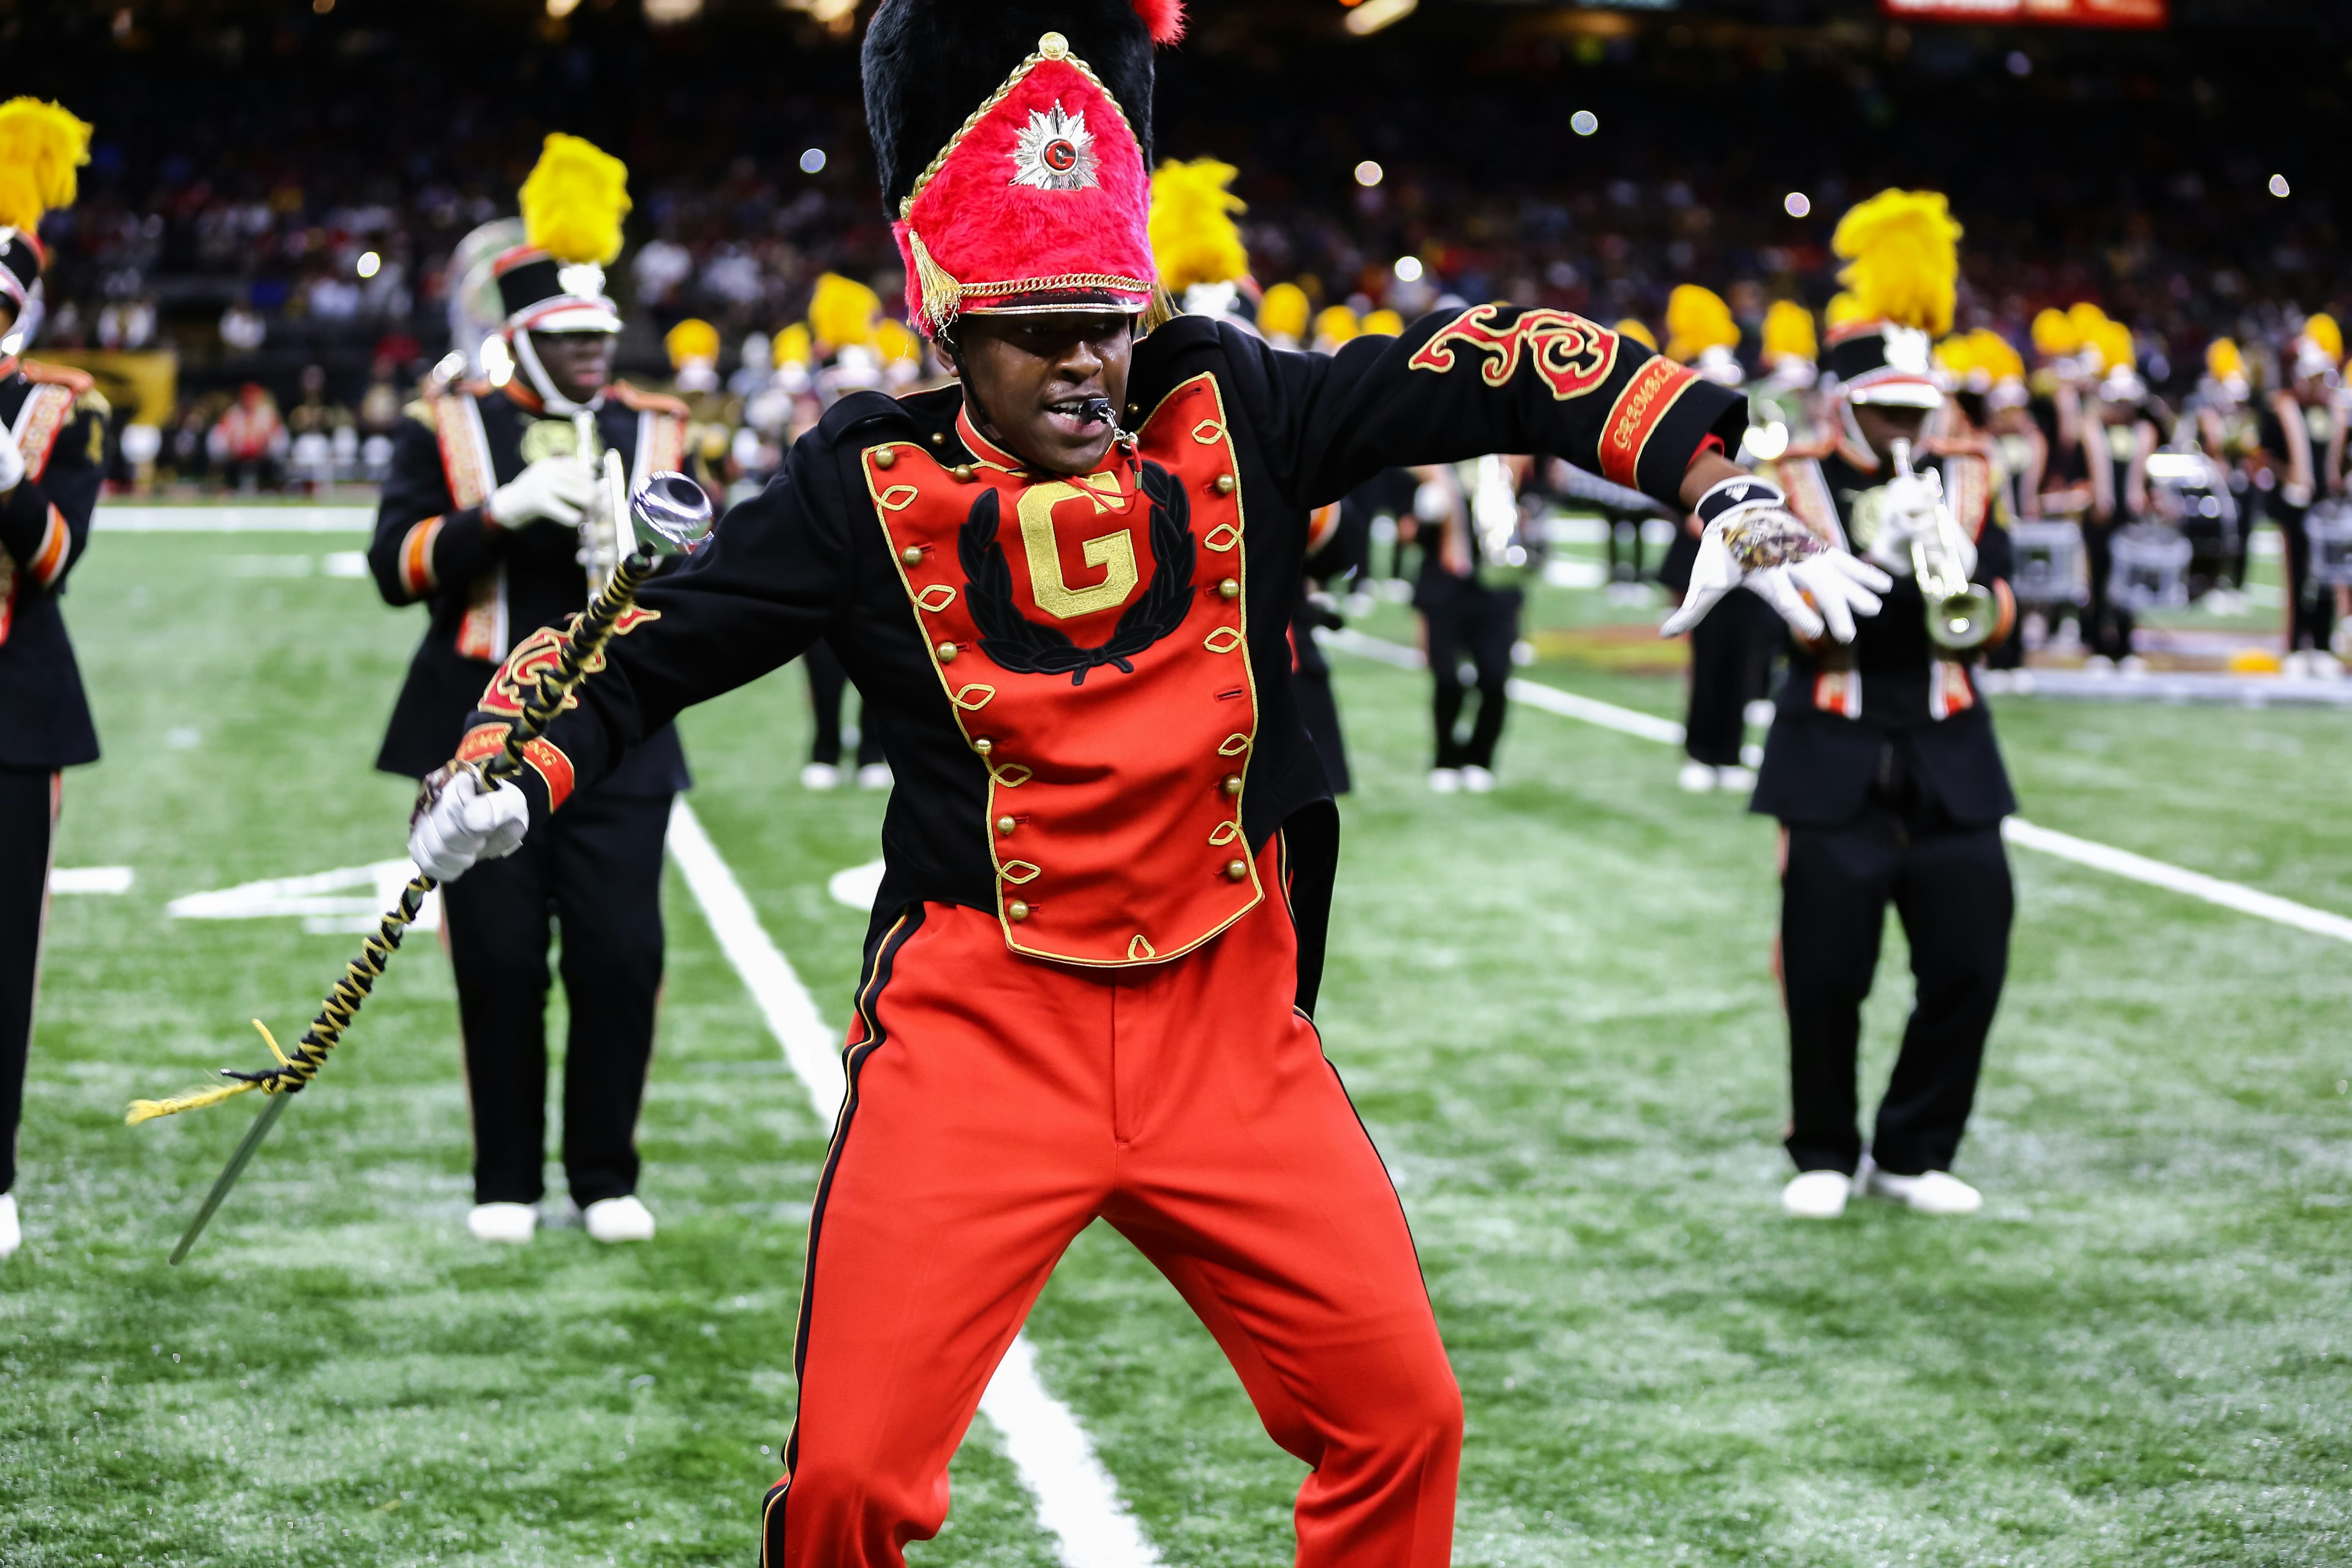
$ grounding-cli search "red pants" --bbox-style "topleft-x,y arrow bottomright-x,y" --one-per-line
763,842 -> 1461,1567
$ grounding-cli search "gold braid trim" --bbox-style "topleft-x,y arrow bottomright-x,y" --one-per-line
125,556 -> 657,1125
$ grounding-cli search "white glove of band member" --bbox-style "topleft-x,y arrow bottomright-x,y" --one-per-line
408,765 -> 530,882
1661,475 -> 1891,645
1866,470 -> 1945,574
0,433 -> 25,496
486,455 -> 596,529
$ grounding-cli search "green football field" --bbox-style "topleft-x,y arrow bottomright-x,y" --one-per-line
4,528 -> 2349,1567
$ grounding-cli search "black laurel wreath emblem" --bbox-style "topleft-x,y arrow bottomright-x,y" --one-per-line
959,459 -> 1198,685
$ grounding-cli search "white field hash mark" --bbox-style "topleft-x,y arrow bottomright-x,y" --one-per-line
663,801 -> 1162,1568
1322,626 -> 2352,948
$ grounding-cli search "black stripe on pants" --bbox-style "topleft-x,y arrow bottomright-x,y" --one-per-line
440,788 -> 673,1207
1781,807 -> 2013,1177
0,769 -> 57,1199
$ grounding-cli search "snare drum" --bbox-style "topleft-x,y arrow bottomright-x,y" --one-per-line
2010,520 -> 2088,606
2107,522 -> 2193,613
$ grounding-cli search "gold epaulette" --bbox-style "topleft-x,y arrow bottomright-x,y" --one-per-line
610,380 -> 690,419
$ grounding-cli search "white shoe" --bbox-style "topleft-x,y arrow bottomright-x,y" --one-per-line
1860,1161 -> 1981,1216
0,1192 -> 19,1259
1781,1170 -> 1852,1219
1428,767 -> 1462,794
1715,764 -> 1756,791
855,762 -> 895,790
1460,765 -> 1496,793
584,1194 -> 657,1244
1677,760 -> 1717,793
2117,654 -> 2150,677
2082,654 -> 2116,677
799,763 -> 841,790
467,1202 -> 537,1244
2312,652 -> 2346,680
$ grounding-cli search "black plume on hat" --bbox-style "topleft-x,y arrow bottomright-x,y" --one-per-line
862,0 -> 1160,217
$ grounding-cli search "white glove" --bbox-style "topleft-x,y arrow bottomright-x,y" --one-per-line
1866,470 -> 1944,574
1661,475 -> 1891,644
0,434 -> 24,496
408,766 -> 529,882
486,455 -> 596,529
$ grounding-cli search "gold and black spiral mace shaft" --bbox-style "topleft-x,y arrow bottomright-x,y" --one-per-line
127,555 -> 654,1125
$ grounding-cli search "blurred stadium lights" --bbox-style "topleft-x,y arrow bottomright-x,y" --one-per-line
1354,160 -> 1385,187
1569,110 -> 1599,136
1782,192 -> 1810,217
1342,0 -> 1417,38
356,251 -> 381,279
799,148 -> 828,175
546,0 -> 582,15
643,0 -> 702,24
1393,255 -> 1423,283
782,0 -> 860,29
2270,173 -> 2291,197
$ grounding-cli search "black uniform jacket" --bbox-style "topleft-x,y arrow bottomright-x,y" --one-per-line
0,361 -> 105,771
466,307 -> 1743,959
369,380 -> 691,794
1753,446 -> 2019,828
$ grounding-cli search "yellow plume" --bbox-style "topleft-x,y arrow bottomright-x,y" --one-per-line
665,317 -> 720,368
1935,333 -> 1978,381
1664,284 -> 1740,364
809,273 -> 881,352
1259,282 -> 1310,341
2067,301 -> 2109,341
2088,318 -> 2135,375
2031,307 -> 2079,359
1314,305 -> 1360,346
1148,158 -> 1248,293
2303,312 -> 2343,363
0,98 -> 94,235
873,318 -> 921,366
1760,300 -> 1817,366
1972,328 -> 2025,385
1832,189 -> 1961,336
519,134 -> 630,266
2205,337 -> 2244,382
1615,317 -> 1657,352
772,323 -> 814,368
1825,292 -> 1869,330
1360,308 -> 1404,337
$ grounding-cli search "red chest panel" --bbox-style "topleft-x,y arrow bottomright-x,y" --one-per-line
862,375 -> 1261,967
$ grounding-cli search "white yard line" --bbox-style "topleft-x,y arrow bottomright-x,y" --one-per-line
663,800 -> 1161,1568
1324,627 -> 2352,947
95,507 -> 374,533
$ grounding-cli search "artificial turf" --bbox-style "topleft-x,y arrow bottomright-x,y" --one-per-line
2,530 -> 2346,1566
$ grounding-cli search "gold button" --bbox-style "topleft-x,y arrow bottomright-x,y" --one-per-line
953,463 -> 976,482
938,641 -> 962,663
997,815 -> 1017,835
1038,31 -> 1068,58
931,431 -> 946,446
974,738 -> 995,757
901,546 -> 924,566
1222,774 -> 1243,796
873,448 -> 897,470
1224,859 -> 1249,881
1219,578 -> 1240,600
1214,474 -> 1236,496
1008,900 -> 1031,921
1126,402 -> 1140,415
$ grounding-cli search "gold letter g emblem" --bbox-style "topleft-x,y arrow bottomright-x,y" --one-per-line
1016,475 -> 1139,620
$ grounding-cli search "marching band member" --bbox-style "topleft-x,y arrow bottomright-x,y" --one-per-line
1414,455 -> 1530,793
368,135 -> 692,1246
408,2 -> 1885,1557
1942,328 -> 2037,671
0,99 -> 99,1264
802,274 -> 895,788
1667,285 -> 1779,793
2082,317 -> 2157,673
2258,314 -> 2346,676
2195,337 -> 2258,609
1754,190 -> 2017,1221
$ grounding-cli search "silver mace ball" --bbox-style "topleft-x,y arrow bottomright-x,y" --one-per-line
628,471 -> 717,559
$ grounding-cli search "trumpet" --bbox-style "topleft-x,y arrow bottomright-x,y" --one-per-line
1890,439 -> 2000,651
573,410 -> 630,601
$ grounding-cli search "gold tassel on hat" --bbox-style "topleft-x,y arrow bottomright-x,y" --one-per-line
519,132 -> 631,266
904,229 -> 963,336
0,97 -> 94,235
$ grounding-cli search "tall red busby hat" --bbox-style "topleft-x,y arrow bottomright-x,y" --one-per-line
863,0 -> 1185,337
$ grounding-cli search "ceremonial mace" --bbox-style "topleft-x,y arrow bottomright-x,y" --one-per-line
128,472 -> 715,1264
